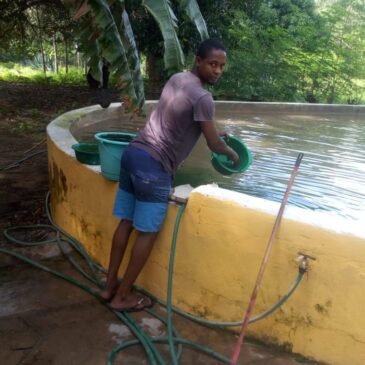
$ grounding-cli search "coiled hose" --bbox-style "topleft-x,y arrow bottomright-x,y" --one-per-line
1,192 -> 305,364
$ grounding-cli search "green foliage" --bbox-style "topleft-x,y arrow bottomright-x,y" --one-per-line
313,0 -> 365,103
70,0 -> 208,112
77,23 -> 102,83
213,6 -> 311,101
84,0 -> 144,112
0,2 -> 76,63
1,0 -> 365,105
118,6 -> 146,103
10,121 -> 33,135
143,0 -> 185,72
212,0 -> 365,104
0,63 -> 86,85
179,0 -> 209,40
0,1 -> 208,111
51,68 -> 88,85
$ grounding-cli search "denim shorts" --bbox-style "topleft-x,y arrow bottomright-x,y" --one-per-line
113,146 -> 172,232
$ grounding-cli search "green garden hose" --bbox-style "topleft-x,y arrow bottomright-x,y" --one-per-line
0,149 -> 46,171
1,193 -> 305,364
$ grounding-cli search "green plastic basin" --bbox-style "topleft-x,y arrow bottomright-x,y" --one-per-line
211,136 -> 253,175
72,143 -> 100,165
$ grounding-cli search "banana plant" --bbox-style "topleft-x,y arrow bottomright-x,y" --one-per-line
63,0 -> 209,114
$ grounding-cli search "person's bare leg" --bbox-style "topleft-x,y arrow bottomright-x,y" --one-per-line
100,220 -> 133,301
110,231 -> 158,310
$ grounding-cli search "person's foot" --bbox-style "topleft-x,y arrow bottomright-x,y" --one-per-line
100,281 -> 119,301
110,292 -> 154,312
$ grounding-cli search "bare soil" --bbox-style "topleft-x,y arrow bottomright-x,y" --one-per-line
0,81 -> 120,243
0,82 -> 322,365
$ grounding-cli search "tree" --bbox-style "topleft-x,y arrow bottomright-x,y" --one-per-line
0,0 -> 208,112
63,0 -> 208,113
209,0 -> 365,104
211,0 -> 323,102
0,0 -> 77,71
312,0 -> 365,103
2,1 -> 364,105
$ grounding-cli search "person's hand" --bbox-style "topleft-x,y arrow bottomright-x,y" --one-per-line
229,149 -> 240,166
219,131 -> 231,140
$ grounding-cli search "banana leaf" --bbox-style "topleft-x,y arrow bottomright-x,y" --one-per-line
113,0 -> 145,108
63,0 -> 209,111
78,19 -> 103,83
87,0 -> 143,113
143,0 -> 185,73
178,0 -> 209,40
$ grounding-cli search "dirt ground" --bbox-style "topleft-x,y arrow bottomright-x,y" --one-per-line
0,82 -> 324,365
0,81 -> 120,240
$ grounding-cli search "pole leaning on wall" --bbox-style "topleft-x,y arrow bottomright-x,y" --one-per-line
230,152 -> 304,365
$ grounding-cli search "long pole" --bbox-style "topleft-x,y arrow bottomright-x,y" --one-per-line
230,153 -> 304,365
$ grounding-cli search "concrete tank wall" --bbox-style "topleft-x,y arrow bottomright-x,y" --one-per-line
47,103 -> 365,365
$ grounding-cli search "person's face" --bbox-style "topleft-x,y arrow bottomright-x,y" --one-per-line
195,49 -> 227,85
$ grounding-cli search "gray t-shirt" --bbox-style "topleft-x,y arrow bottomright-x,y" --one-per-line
132,71 -> 214,175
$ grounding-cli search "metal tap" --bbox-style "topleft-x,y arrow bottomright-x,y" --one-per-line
297,251 -> 316,273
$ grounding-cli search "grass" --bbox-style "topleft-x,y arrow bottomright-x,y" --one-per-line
0,62 -> 86,85
0,62 -> 126,88
2,62 -> 364,104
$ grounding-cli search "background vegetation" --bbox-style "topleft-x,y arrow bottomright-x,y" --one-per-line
1,0 -> 365,104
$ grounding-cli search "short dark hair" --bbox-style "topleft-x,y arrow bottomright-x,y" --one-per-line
196,39 -> 226,59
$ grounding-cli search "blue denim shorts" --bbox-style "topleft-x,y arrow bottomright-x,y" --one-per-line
113,146 -> 172,232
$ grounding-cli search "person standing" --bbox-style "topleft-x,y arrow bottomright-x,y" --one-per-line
101,39 -> 239,311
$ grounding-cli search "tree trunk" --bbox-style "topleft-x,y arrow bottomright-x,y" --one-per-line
53,34 -> 59,74
146,53 -> 162,97
36,8 -> 47,74
65,39 -> 69,73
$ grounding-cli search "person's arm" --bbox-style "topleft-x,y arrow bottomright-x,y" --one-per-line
199,121 -> 239,163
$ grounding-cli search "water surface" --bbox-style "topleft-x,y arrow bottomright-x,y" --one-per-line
74,111 -> 365,221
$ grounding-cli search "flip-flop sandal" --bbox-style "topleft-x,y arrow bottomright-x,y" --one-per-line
123,296 -> 155,313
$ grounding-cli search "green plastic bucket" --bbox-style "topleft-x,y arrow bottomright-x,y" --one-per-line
211,136 -> 253,175
94,132 -> 136,181
72,143 -> 100,165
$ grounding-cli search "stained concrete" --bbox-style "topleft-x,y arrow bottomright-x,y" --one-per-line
0,246 -> 323,365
